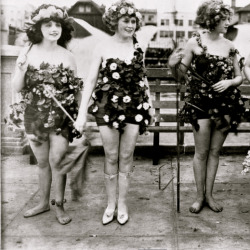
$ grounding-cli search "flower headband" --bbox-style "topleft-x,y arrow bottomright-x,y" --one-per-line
105,2 -> 142,20
206,1 -> 232,27
25,5 -> 73,29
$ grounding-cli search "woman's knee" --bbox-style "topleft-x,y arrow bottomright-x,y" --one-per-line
119,148 -> 134,163
105,150 -> 119,165
195,149 -> 209,161
49,156 -> 62,170
37,159 -> 50,169
209,147 -> 221,158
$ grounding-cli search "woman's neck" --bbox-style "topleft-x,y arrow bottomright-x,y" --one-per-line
206,30 -> 221,41
113,33 -> 133,43
38,40 -> 59,51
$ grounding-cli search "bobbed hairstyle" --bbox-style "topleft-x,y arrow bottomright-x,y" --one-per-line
102,0 -> 142,32
195,0 -> 233,31
25,4 -> 74,48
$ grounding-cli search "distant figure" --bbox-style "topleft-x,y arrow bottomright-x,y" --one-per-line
11,4 -> 82,224
168,0 -> 246,213
244,52 -> 250,83
74,0 -> 153,225
242,53 -> 250,174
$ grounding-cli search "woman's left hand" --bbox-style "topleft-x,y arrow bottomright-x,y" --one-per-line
212,80 -> 231,93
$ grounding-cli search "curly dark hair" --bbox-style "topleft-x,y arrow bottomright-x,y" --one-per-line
26,4 -> 74,48
195,0 -> 233,31
102,0 -> 142,32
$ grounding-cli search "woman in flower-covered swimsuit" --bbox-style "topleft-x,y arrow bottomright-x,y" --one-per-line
74,0 -> 153,225
12,4 -> 82,225
168,0 -> 246,214
242,52 -> 250,175
179,31 -> 245,132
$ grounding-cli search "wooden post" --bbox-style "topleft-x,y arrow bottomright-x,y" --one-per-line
153,79 -> 161,165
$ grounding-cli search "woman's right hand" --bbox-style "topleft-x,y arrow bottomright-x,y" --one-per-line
16,47 -> 30,72
168,48 -> 184,67
73,115 -> 87,134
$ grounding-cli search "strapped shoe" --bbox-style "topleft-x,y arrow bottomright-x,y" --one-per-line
102,207 -> 116,225
117,211 -> 129,225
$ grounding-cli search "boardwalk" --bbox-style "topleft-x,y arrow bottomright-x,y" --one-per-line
1,152 -> 250,250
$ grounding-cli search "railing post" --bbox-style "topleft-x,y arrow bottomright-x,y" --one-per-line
153,79 -> 161,165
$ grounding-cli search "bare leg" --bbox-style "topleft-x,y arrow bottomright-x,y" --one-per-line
118,123 -> 139,224
99,126 -> 120,224
24,135 -> 51,217
205,116 -> 229,212
49,132 -> 71,225
190,119 -> 211,213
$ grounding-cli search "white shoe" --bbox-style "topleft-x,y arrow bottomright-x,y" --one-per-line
117,211 -> 129,225
102,208 -> 115,225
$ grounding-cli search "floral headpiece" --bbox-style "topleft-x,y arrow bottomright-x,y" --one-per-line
25,5 -> 73,30
195,0 -> 233,31
106,3 -> 142,20
103,0 -> 142,32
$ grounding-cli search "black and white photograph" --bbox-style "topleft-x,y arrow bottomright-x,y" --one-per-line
1,0 -> 250,249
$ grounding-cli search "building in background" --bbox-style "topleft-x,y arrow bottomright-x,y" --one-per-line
237,3 -> 250,23
156,11 -> 197,47
140,9 -> 157,26
1,2 -> 34,45
68,0 -> 113,36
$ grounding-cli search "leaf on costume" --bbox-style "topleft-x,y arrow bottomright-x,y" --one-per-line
37,98 -> 46,106
101,84 -> 111,91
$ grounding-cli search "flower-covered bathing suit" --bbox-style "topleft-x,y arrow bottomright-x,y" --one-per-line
10,62 -> 83,143
88,36 -> 151,134
179,31 -> 246,132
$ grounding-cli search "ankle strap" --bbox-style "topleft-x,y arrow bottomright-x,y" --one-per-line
104,173 -> 118,179
51,199 -> 67,206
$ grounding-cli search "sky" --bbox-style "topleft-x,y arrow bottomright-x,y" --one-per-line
2,0 -> 250,12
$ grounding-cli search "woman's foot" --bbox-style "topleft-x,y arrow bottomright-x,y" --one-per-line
102,206 -> 116,225
189,197 -> 204,214
24,204 -> 50,218
205,196 -> 223,212
51,200 -> 72,225
117,202 -> 128,225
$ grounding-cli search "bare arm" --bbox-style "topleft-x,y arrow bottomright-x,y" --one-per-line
168,38 -> 195,78
231,53 -> 243,86
74,44 -> 102,133
12,47 -> 31,92
244,53 -> 250,82
212,51 -> 243,93
68,52 -> 77,75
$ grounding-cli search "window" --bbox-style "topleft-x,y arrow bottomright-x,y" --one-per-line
160,30 -> 173,38
188,31 -> 193,38
176,31 -> 185,38
86,5 -> 91,12
188,20 -> 193,26
175,19 -> 183,26
79,6 -> 85,12
247,14 -> 250,23
161,19 -> 169,26
148,15 -> 154,22
142,15 -> 145,20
